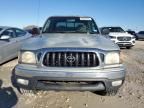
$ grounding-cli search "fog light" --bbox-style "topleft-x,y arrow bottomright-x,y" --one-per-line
112,80 -> 122,86
17,79 -> 29,85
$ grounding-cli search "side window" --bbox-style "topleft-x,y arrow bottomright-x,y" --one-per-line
1,29 -> 15,38
139,31 -> 144,34
15,29 -> 26,37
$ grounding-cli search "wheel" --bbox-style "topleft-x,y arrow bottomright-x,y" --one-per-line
104,89 -> 118,96
19,88 -> 38,95
95,89 -> 118,96
126,46 -> 131,49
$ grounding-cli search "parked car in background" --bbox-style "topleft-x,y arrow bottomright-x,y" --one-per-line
101,27 -> 135,49
39,27 -> 42,33
12,16 -> 126,96
0,26 -> 32,64
31,27 -> 40,36
24,26 -> 40,36
126,30 -> 137,39
136,31 -> 144,40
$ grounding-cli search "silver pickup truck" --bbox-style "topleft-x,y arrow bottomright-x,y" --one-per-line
12,16 -> 126,96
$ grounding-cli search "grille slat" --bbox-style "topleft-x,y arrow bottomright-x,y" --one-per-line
43,52 -> 99,67
87,53 -> 90,66
81,53 -> 85,66
46,53 -> 50,66
52,53 -> 55,66
117,37 -> 131,41
69,53 -> 73,66
93,53 -> 96,66
58,53 -> 61,66
64,52 -> 67,66
75,53 -> 79,67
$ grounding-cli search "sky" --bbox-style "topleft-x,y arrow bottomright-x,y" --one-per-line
0,0 -> 143,32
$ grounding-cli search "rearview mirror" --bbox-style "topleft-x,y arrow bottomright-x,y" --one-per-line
0,35 -> 10,40
101,28 -> 110,35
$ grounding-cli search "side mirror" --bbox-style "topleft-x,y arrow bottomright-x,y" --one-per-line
0,35 -> 10,40
101,28 -> 110,35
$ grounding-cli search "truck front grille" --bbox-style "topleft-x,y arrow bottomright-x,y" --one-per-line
117,37 -> 131,41
43,52 -> 99,67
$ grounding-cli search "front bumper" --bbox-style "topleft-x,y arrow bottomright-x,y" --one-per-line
111,39 -> 135,47
117,42 -> 134,47
12,64 -> 126,91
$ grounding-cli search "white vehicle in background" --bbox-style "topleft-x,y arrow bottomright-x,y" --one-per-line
101,27 -> 135,49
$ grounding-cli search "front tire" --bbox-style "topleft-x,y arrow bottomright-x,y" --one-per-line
95,89 -> 118,96
19,88 -> 38,95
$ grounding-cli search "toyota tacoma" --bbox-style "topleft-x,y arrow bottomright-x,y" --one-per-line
12,16 -> 126,96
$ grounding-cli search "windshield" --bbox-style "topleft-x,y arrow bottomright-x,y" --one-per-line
42,17 -> 99,34
106,27 -> 125,33
138,31 -> 144,34
0,28 -> 3,32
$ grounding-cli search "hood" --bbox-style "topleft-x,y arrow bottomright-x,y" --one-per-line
21,33 -> 119,51
109,32 -> 133,37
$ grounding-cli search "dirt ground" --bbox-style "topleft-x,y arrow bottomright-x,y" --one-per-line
0,41 -> 144,108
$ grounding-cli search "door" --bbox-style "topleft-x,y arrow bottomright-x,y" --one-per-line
0,41 -> 6,64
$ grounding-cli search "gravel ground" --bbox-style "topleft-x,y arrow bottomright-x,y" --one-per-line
0,41 -> 144,108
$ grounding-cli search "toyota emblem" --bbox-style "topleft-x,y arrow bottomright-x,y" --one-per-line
66,56 -> 76,63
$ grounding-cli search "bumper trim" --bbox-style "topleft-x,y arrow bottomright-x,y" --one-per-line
36,82 -> 105,91
14,65 -> 126,80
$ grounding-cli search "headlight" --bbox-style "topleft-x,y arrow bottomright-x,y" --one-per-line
105,52 -> 120,64
132,36 -> 135,39
109,36 -> 116,39
19,51 -> 36,64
